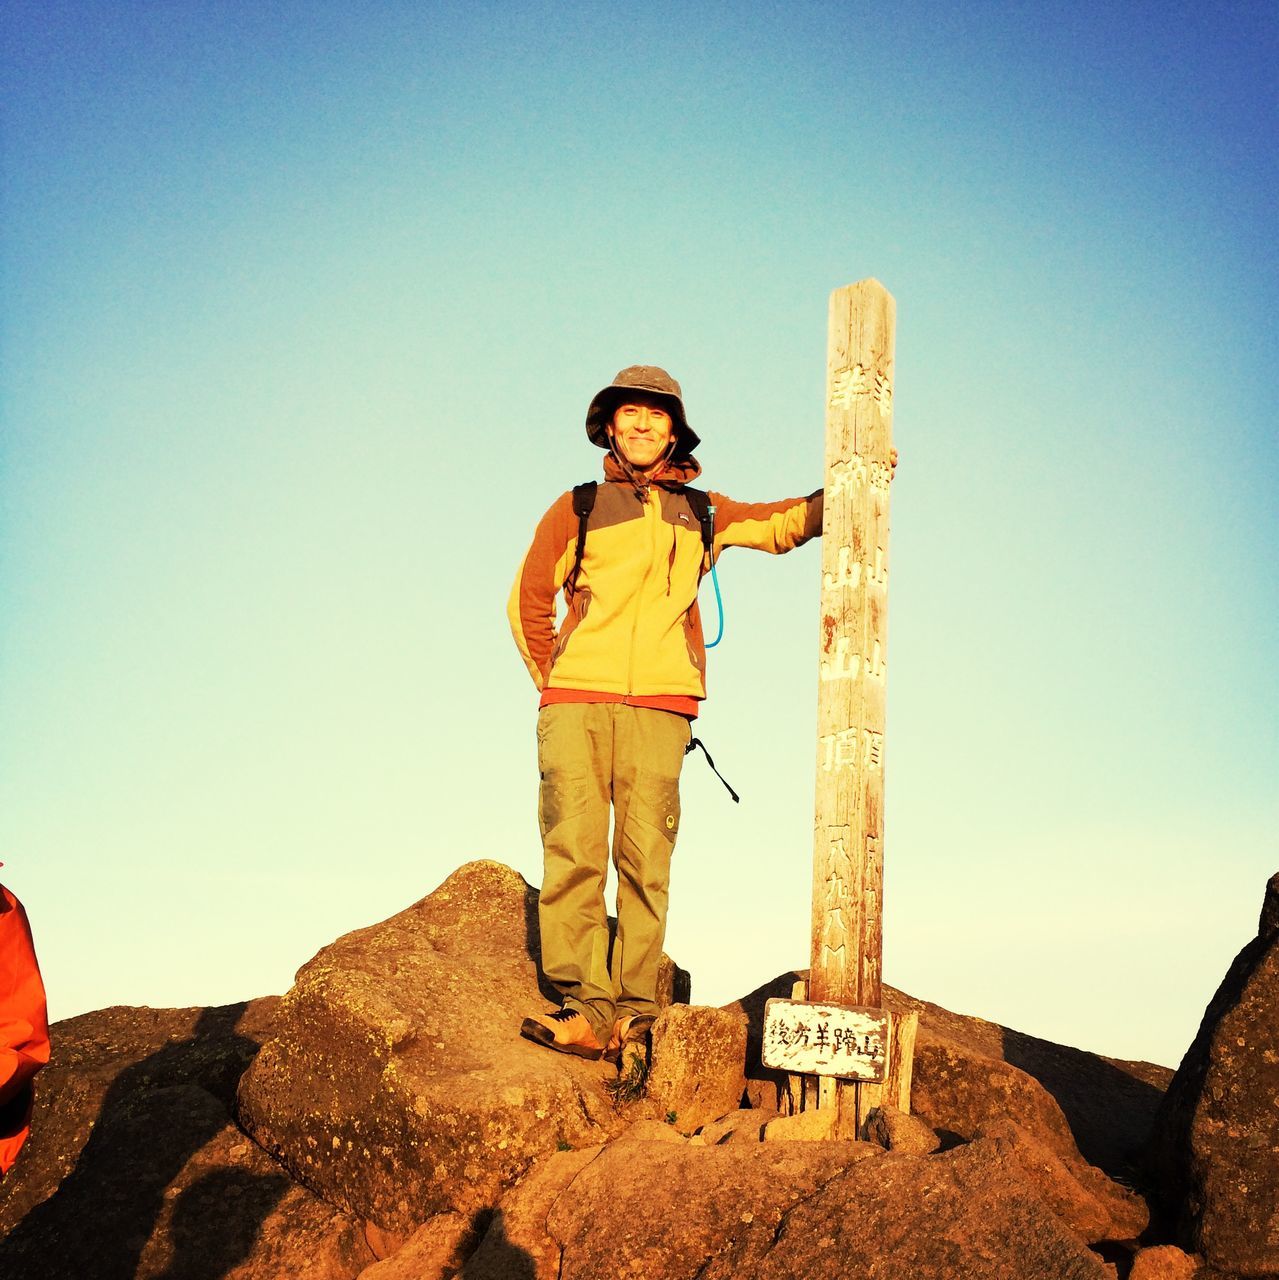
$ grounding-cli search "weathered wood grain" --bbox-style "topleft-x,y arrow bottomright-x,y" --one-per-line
810,279 -> 895,1011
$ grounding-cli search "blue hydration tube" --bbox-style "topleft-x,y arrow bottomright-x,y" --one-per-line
703,504 -> 725,648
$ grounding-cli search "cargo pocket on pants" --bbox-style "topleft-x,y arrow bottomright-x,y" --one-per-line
628,769 -> 681,846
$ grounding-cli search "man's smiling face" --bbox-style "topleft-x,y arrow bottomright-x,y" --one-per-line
607,398 -> 676,472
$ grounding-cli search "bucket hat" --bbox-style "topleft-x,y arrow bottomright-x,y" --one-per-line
585,365 -> 701,458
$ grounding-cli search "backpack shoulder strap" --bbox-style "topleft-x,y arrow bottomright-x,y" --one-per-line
682,486 -> 715,559
567,481 -> 598,596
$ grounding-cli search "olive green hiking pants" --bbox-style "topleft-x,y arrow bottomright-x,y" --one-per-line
536,702 -> 691,1039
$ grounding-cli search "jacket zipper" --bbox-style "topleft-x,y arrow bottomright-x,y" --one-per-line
626,488 -> 660,695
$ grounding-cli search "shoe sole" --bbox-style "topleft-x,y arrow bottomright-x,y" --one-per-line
520,1017 -> 605,1060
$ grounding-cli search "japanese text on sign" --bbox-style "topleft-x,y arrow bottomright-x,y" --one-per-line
761,998 -> 889,1081
828,365 -> 893,417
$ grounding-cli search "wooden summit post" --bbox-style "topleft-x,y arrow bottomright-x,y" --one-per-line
812,281 -> 894,1015
762,280 -> 916,1129
757,282 -> 911,1131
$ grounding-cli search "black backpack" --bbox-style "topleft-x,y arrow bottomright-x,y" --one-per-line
565,481 -> 714,598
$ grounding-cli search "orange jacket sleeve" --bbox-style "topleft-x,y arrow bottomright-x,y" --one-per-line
507,492 -> 578,691
0,886 -> 50,1177
708,489 -> 823,555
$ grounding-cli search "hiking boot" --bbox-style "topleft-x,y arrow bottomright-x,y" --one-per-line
604,1013 -> 655,1064
520,1008 -> 605,1060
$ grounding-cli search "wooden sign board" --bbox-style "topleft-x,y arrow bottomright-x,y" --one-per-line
761,998 -> 889,1082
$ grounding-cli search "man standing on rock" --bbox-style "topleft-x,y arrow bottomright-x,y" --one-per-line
508,365 -> 834,1063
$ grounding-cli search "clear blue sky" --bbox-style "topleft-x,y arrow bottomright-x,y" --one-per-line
2,1 -> 1275,1069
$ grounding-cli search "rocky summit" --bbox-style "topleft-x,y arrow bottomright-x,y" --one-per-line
1,859 -> 1272,1280
1148,872 -> 1279,1278
236,860 -> 646,1233
0,1001 -> 371,1280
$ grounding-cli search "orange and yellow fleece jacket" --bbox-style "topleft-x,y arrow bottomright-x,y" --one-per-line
509,453 -> 822,712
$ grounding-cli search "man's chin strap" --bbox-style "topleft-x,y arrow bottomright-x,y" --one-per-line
609,439 -> 680,499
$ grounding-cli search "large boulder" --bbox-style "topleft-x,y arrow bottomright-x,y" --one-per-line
1148,872 -> 1279,1277
237,860 -> 688,1235
466,1136 -> 1115,1279
973,1117 -> 1148,1244
727,971 -> 1171,1179
644,1004 -> 747,1133
0,1002 -> 371,1280
910,1017 -> 1083,1158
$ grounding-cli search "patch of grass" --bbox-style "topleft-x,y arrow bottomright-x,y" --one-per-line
665,1110 -> 678,1126
604,1049 -> 649,1108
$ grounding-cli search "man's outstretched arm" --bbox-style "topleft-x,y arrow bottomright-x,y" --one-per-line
709,449 -> 896,557
708,490 -> 824,556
